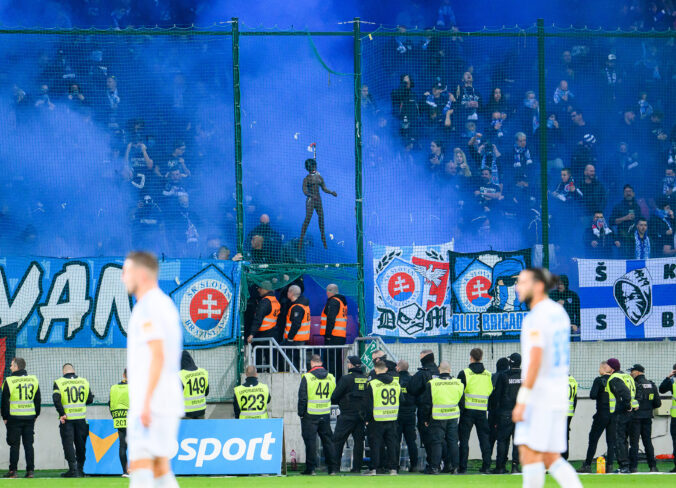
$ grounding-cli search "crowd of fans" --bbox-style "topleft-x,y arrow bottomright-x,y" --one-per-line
361,0 -> 676,269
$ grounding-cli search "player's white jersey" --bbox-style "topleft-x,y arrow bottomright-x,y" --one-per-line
520,297 -> 570,410
127,287 -> 184,418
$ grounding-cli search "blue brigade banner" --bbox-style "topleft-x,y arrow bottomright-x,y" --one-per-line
84,418 -> 284,475
577,258 -> 676,341
449,249 -> 531,337
0,257 -> 241,348
372,242 -> 454,338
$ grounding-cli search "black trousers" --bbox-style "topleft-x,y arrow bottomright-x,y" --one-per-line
6,418 -> 35,471
613,412 -> 631,469
332,414 -> 364,471
301,415 -> 337,472
417,419 -> 432,465
367,421 -> 398,471
59,419 -> 89,471
495,411 -> 519,470
563,416 -> 573,460
118,428 -> 128,473
459,410 -> 491,471
397,414 -> 418,468
488,411 -> 498,457
427,419 -> 459,471
628,418 -> 656,470
672,417 -> 676,467
584,412 -> 615,467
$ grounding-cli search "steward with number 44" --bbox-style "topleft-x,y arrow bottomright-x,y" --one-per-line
53,363 -> 94,478
234,366 -> 271,419
1,357 -> 41,479
298,355 -> 339,475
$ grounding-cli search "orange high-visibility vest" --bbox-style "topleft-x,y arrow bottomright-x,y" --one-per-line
258,295 -> 281,333
285,303 -> 311,342
320,297 -> 347,338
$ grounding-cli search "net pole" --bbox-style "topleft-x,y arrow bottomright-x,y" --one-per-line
353,18 -> 366,337
537,19 -> 550,269
232,17 -> 244,255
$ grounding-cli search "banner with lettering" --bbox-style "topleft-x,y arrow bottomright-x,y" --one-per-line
0,257 -> 241,348
448,249 -> 531,337
577,258 -> 676,341
372,242 -> 454,338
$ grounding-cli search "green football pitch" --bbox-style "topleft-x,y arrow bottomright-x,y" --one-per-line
7,471 -> 674,487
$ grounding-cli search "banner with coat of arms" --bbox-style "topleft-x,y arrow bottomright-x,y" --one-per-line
449,249 -> 531,336
577,258 -> 676,341
372,242 -> 454,338
0,257 -> 241,349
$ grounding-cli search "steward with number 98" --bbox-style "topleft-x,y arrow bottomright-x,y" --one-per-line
52,363 -> 94,478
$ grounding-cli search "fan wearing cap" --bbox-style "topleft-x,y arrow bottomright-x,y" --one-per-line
629,364 -> 661,472
492,353 -> 522,474
604,358 -> 635,474
658,363 -> 676,473
331,356 -> 367,473
247,281 -> 280,344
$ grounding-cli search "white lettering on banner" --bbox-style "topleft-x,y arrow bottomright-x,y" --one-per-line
37,263 -> 91,342
92,265 -> 132,337
177,433 -> 277,467
0,263 -> 42,329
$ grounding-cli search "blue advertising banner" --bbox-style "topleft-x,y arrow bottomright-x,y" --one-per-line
84,419 -> 283,475
0,257 -> 241,348
449,249 -> 531,337
578,258 -> 676,341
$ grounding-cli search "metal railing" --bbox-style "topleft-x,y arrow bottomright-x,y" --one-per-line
245,336 -> 398,374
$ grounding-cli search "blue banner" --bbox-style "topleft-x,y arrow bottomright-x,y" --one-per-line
84,418 -> 283,475
449,249 -> 531,337
578,258 -> 676,341
0,257 -> 241,348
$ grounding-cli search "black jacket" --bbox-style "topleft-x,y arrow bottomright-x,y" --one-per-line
659,376 -> 675,395
323,294 -> 347,338
286,295 -> 311,342
397,370 -> 417,417
493,367 -> 522,413
633,374 -> 661,419
233,377 -> 272,419
362,372 -> 397,422
298,367 -> 331,418
250,292 -> 278,338
590,375 -> 611,414
608,371 -> 632,414
1,370 -> 41,421
52,373 -> 95,418
331,367 -> 367,418
419,372 -> 453,423
407,353 -> 439,421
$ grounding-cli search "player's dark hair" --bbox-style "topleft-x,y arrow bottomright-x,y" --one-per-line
526,267 -> 559,291
12,357 -> 26,370
470,348 -> 483,362
126,251 -> 159,274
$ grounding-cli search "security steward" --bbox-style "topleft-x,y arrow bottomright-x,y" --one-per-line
395,360 -> 419,472
457,348 -> 493,474
109,369 -> 129,476
605,358 -> 635,474
563,375 -> 578,460
247,282 -> 280,370
331,355 -> 367,472
493,352 -> 522,474
362,358 -> 401,476
234,365 -> 271,419
298,354 -> 338,475
420,360 -> 463,474
179,351 -> 209,419
285,285 -> 311,371
320,284 -> 348,377
406,349 -> 439,469
629,364 -> 661,472
53,363 -> 94,478
488,357 -> 509,460
578,361 -> 615,473
658,363 -> 676,473
1,357 -> 40,479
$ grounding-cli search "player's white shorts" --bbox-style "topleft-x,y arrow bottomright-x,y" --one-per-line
514,404 -> 567,453
128,414 -> 181,461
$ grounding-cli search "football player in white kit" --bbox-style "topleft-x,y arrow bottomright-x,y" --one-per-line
512,268 -> 582,488
122,252 -> 184,488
